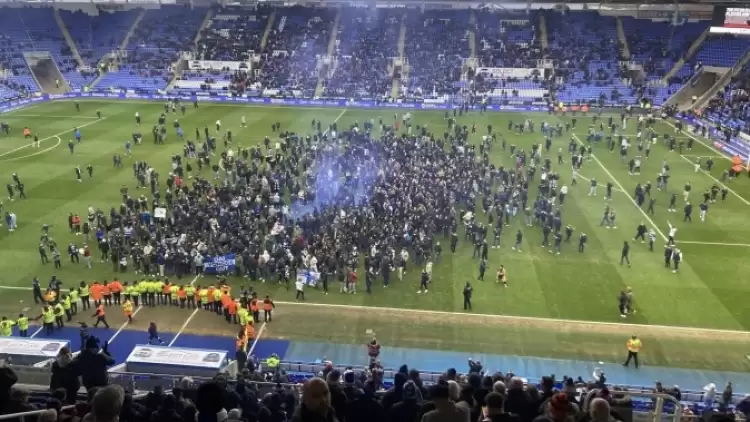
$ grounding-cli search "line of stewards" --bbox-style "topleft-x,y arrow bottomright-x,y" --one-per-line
0,315 -> 30,337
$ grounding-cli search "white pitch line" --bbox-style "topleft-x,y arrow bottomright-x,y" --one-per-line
29,325 -> 44,338
0,135 -> 61,163
7,114 -> 99,119
0,117 -> 106,159
678,154 -> 750,206
168,307 -> 200,347
166,275 -> 201,347
247,322 -> 267,356
576,172 -> 626,193
681,154 -> 727,160
571,134 -> 668,241
108,305 -> 144,344
661,119 -> 745,168
678,240 -> 750,247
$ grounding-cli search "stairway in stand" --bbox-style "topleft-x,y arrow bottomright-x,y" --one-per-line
469,11 -> 477,59
662,27 -> 710,83
539,12 -> 549,52
168,9 -> 214,90
391,14 -> 407,99
54,9 -> 86,70
616,17 -> 630,59
260,11 -> 276,50
315,8 -> 340,97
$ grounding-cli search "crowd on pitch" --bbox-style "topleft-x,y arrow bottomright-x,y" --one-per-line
11,277 -> 277,339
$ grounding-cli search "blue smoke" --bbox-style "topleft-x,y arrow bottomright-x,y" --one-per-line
289,138 -> 382,219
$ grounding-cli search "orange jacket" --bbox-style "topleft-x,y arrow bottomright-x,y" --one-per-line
109,281 -> 122,293
95,305 -> 105,316
72,216 -> 80,225
101,284 -> 111,296
228,301 -> 238,315
221,294 -> 232,308
250,298 -> 258,312
207,287 -> 215,302
90,284 -> 102,300
162,283 -> 171,294
246,324 -> 255,340
263,299 -> 274,311
178,289 -> 187,299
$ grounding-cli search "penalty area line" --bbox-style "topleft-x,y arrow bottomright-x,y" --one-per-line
678,240 -> 750,247
0,117 -> 106,159
0,135 -> 61,163
677,155 -> 750,206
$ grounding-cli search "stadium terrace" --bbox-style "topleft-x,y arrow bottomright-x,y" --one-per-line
1,1 -> 750,422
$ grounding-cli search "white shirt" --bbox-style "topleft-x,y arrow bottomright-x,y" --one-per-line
561,186 -> 568,195
216,120 -> 221,126
295,280 -> 304,291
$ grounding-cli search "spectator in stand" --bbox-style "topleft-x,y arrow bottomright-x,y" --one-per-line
533,393 -> 578,422
421,381 -> 470,422
74,337 -> 115,392
382,372 -> 408,411
483,392 -> 523,422
586,398 -> 621,422
1,386 -> 37,419
0,359 -> 18,412
150,394 -> 183,422
390,380 -> 423,422
325,370 -> 347,420
84,384 -> 125,422
504,377 -> 533,422
195,381 -> 228,422
50,347 -> 80,404
293,377 -> 339,422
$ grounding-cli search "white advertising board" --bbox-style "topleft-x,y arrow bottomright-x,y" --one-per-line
126,345 -> 228,370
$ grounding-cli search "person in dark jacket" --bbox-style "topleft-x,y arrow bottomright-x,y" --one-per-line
1,386 -> 38,421
482,392 -> 523,422
150,394 -> 183,422
0,362 -> 18,411
345,382 -> 383,422
73,337 -> 115,391
389,381 -> 423,422
292,378 -> 339,422
326,370 -> 348,421
50,347 -> 80,404
381,372 -> 407,412
504,377 -> 534,422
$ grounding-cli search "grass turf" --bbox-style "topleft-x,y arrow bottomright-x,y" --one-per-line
1,100 -> 749,371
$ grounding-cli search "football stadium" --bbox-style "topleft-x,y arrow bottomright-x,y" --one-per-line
0,0 -> 749,421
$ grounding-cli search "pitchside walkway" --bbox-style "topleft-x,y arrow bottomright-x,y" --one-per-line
22,322 -> 750,391
282,341 -> 750,392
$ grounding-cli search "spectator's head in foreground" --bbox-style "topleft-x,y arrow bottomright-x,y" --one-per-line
88,384 -> 124,422
589,398 -> 612,422
300,377 -> 333,417
195,381 -> 228,422
485,392 -> 507,415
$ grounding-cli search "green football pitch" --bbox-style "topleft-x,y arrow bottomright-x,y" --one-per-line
1,99 -> 749,372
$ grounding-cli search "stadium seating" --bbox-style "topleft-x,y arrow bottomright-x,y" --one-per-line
0,7 -> 96,97
258,6 -> 336,97
401,9 -> 469,98
322,8 -> 401,99
59,9 -> 141,70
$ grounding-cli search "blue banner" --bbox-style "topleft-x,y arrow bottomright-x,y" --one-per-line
203,254 -> 236,274
297,270 -> 320,286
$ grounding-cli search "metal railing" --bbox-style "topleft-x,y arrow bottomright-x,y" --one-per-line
0,405 -> 75,422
